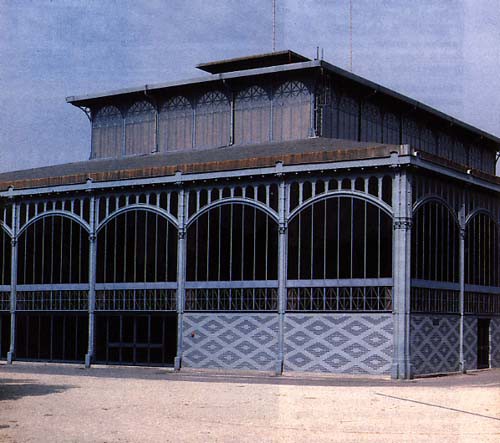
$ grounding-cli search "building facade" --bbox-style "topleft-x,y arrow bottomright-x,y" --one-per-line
0,51 -> 498,378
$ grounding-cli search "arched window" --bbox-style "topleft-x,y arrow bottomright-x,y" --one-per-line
92,106 -> 123,159
187,204 -> 278,282
288,197 -> 392,280
234,86 -> 271,145
17,216 -> 89,285
195,91 -> 230,149
0,226 -> 11,286
412,201 -> 459,282
158,96 -> 193,152
97,210 -> 178,283
124,101 -> 156,156
273,81 -> 311,141
465,213 -> 499,287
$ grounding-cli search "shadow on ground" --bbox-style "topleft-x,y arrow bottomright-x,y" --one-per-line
0,377 -> 76,402
1,361 -> 499,389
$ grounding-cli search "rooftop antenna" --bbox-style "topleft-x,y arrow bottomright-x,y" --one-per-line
272,0 -> 276,52
349,0 -> 353,71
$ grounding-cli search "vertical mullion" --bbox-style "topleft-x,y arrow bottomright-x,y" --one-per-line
241,206 -> 245,280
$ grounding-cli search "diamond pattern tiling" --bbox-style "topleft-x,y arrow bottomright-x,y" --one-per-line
183,314 -> 278,371
284,314 -> 393,374
410,315 -> 460,375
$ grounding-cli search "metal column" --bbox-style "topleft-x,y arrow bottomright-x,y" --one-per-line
7,202 -> 19,364
85,195 -> 97,367
458,203 -> 466,372
175,187 -> 186,370
391,168 -> 413,379
276,179 -> 287,375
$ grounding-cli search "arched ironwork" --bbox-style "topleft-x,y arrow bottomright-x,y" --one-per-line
96,204 -> 178,233
413,195 -> 459,226
18,211 -> 90,236
186,197 -> 278,228
288,190 -> 393,222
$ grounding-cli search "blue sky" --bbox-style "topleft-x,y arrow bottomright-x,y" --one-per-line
0,0 -> 499,174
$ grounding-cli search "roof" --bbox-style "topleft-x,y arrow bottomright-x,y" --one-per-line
196,50 -> 310,74
65,52 -> 500,147
0,138 -> 402,191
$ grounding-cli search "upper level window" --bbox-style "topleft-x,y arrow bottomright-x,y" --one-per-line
382,111 -> 400,145
195,91 -> 230,149
234,85 -> 271,145
273,80 -> 311,141
158,96 -> 193,152
124,101 -> 156,156
92,106 -> 123,159
360,102 -> 382,143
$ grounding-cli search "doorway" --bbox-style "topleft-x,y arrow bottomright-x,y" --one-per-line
477,318 -> 490,369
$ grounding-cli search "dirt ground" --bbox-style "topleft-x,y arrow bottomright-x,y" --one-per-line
0,362 -> 499,443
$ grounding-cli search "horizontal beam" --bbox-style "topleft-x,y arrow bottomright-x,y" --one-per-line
287,278 -> 393,288
0,155 -> 403,197
17,284 -> 89,291
95,282 -> 177,290
185,280 -> 278,289
411,279 -> 500,295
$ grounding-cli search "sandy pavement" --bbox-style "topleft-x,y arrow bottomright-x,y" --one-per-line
0,363 -> 499,442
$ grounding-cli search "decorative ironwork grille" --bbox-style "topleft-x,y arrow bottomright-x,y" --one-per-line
185,287 -> 278,311
16,291 -> 89,311
286,286 -> 392,311
410,288 -> 460,314
0,292 -> 9,311
464,292 -> 500,314
95,289 -> 176,311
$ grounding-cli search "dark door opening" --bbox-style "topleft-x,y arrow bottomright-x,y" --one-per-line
477,318 -> 490,369
16,313 -> 88,362
95,313 -> 177,366
0,313 -> 11,359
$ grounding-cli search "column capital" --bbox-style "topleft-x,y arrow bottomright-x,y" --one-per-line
178,229 -> 186,240
89,233 -> 96,242
393,217 -> 412,231
11,237 -> 18,247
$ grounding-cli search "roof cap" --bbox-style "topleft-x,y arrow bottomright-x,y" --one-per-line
196,50 -> 310,74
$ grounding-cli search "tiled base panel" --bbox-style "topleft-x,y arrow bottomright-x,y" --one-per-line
181,313 -> 393,374
182,314 -> 279,371
283,314 -> 393,374
410,314 -> 500,375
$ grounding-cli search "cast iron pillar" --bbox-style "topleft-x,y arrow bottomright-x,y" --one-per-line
85,195 -> 97,368
175,187 -> 186,370
391,168 -> 413,379
276,178 -> 288,375
458,203 -> 466,372
7,202 -> 19,364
